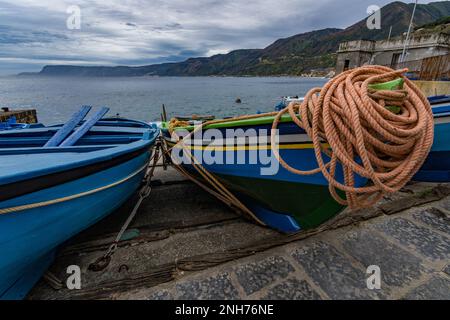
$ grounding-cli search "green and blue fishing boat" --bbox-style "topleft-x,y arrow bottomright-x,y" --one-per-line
161,92 -> 449,234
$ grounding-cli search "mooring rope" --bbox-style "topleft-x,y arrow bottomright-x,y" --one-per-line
271,65 -> 434,208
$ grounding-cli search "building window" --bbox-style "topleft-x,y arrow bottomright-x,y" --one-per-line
343,59 -> 350,71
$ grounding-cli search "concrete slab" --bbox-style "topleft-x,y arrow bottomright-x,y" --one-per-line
263,278 -> 322,300
403,276 -> 450,300
341,229 -> 427,287
175,272 -> 240,300
234,256 -> 295,295
374,217 -> 450,261
291,240 -> 385,299
411,207 -> 450,234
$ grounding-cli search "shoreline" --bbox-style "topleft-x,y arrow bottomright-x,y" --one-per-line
10,74 -> 330,79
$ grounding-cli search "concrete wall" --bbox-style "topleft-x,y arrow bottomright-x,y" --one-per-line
413,81 -> 450,96
338,40 -> 375,53
336,51 -> 373,74
371,47 -> 450,66
375,33 -> 450,51
335,33 -> 450,74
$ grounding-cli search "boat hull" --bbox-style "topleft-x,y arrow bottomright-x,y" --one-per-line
163,104 -> 450,232
212,172 -> 344,231
414,109 -> 450,182
0,149 -> 151,299
164,122 -> 366,233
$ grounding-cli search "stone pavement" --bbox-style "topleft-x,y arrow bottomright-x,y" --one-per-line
118,204 -> 450,300
29,167 -> 450,300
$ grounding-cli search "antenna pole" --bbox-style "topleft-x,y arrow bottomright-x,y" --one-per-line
400,0 -> 418,63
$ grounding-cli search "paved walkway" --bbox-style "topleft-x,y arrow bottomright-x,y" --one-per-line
29,168 -> 450,300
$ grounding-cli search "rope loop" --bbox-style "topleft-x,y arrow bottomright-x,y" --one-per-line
271,65 -> 434,209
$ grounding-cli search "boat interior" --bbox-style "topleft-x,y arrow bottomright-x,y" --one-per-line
0,118 -> 153,151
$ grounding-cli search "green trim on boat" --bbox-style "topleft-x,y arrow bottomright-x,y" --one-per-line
163,113 -> 298,132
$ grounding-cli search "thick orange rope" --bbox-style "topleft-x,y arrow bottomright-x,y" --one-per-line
271,65 -> 434,209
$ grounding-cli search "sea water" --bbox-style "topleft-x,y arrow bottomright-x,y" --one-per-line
0,76 -> 327,124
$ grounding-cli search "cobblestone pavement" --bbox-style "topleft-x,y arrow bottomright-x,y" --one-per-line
120,204 -> 449,300
29,168 -> 450,300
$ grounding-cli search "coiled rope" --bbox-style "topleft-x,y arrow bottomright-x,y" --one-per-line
271,65 -> 434,209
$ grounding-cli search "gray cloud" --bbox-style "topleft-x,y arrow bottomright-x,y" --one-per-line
0,0 -> 445,74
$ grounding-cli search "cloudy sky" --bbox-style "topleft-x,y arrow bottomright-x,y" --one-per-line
0,0 -> 442,74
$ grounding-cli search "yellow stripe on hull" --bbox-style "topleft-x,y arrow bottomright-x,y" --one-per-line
167,141 -> 328,151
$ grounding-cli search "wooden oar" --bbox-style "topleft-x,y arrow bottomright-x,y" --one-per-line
59,107 -> 109,147
44,105 -> 91,147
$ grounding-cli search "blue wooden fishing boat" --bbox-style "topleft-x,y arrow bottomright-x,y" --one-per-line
428,94 -> 450,105
0,108 -> 159,300
414,102 -> 450,182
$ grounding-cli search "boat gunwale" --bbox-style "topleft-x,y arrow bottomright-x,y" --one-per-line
45,117 -> 153,129
0,129 -> 159,186
0,145 -> 117,155
163,106 -> 450,132
163,113 -> 297,132
0,143 -> 153,202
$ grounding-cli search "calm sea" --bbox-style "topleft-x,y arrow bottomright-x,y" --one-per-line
0,76 -> 327,124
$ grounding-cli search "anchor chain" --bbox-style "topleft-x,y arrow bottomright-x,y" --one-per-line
89,141 -> 162,272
